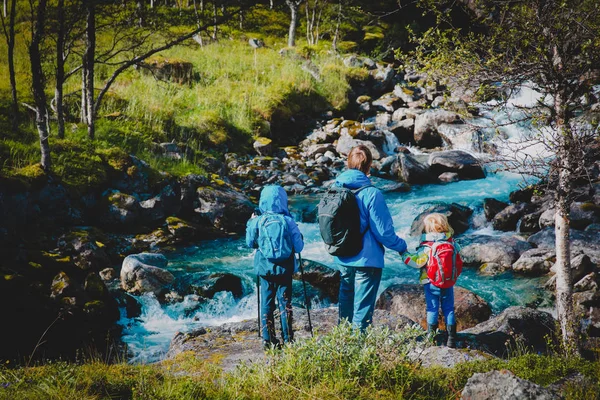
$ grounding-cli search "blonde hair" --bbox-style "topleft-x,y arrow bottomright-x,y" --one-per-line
347,145 -> 373,174
423,213 -> 454,235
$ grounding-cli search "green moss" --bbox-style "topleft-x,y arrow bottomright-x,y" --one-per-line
28,262 -> 42,269
97,147 -> 132,173
51,140 -> 108,191
580,202 -> 600,213
166,216 -> 185,225
337,41 -> 359,53
83,300 -> 106,313
254,137 -> 272,146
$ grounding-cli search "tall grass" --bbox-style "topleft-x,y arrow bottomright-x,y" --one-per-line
1,27 -> 356,183
1,324 -> 598,400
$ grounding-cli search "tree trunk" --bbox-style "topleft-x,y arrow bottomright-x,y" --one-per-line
136,0 -> 144,27
270,0 -> 273,9
212,1 -> 217,40
553,91 -> 580,356
286,0 -> 299,47
81,67 -> 87,124
8,0 -> 17,132
332,0 -> 341,52
2,0 -> 18,132
29,0 -> 51,170
84,0 -> 95,139
55,0 -> 65,138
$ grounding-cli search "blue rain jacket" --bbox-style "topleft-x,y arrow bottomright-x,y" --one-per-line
334,169 -> 407,268
246,185 -> 304,276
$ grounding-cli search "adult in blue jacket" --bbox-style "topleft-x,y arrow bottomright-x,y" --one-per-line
246,185 -> 304,348
335,145 -> 407,331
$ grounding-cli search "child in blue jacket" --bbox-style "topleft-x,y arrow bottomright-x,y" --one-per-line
246,185 -> 304,348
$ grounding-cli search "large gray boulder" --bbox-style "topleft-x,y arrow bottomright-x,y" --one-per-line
512,248 -> 556,275
388,119 -> 415,144
195,186 -> 254,233
390,153 -> 434,184
139,184 -> 180,223
182,272 -> 244,299
410,203 -> 473,237
538,203 -> 600,231
528,227 -> 600,264
103,190 -> 141,227
459,234 -> 533,268
461,370 -> 560,400
428,150 -> 485,180
492,203 -> 531,231
483,198 -> 509,221
461,306 -> 557,356
414,110 -> 460,148
376,284 -> 491,331
120,253 -> 174,295
336,131 -> 385,160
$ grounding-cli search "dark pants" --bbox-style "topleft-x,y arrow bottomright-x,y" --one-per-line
260,273 -> 293,345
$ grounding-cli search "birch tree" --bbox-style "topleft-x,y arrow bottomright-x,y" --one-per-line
410,0 -> 600,355
285,0 -> 302,47
29,0 -> 51,170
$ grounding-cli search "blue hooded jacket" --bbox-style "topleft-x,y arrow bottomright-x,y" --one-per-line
334,169 -> 407,268
246,185 -> 304,276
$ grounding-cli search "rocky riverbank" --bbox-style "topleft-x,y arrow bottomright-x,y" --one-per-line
1,55 -> 599,362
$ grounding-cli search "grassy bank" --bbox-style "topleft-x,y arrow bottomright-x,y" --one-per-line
1,325 -> 599,400
1,7 -> 365,190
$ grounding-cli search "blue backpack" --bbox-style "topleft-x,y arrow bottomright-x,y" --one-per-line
257,212 -> 293,263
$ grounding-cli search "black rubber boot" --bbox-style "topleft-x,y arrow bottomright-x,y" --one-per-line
447,325 -> 457,348
427,324 -> 438,342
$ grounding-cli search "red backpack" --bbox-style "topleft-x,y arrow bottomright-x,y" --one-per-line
425,238 -> 463,288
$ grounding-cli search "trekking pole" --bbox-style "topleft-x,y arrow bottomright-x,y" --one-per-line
298,253 -> 314,336
256,274 -> 261,338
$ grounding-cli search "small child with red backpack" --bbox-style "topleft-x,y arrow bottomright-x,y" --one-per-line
402,213 -> 463,348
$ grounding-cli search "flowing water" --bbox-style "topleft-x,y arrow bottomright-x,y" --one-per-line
119,86 -> 553,363
119,170 -> 551,363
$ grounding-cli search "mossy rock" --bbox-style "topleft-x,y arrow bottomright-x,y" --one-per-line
581,202 -> 600,213
51,271 -> 71,299
356,95 -> 371,104
84,273 -> 107,299
166,217 -> 196,237
97,148 -> 132,173
3,163 -> 48,190
83,300 -> 106,314
254,137 -> 272,146
346,125 -> 363,138
340,120 -> 358,128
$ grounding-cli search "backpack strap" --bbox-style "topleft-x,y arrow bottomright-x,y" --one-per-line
431,241 -> 446,283
351,184 -> 372,194
451,243 -> 457,281
351,184 -> 372,235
